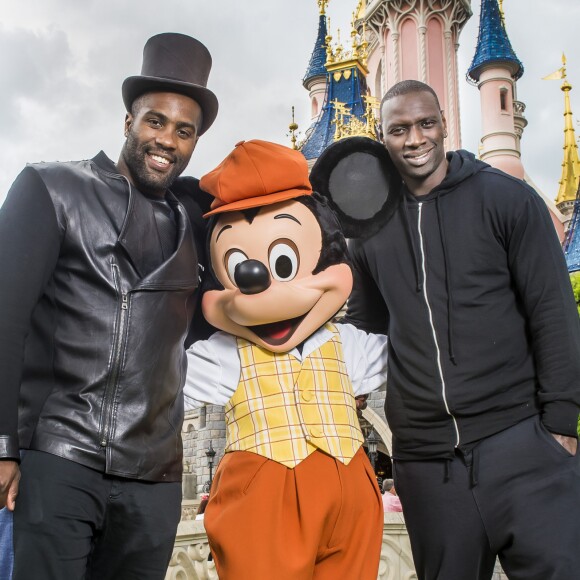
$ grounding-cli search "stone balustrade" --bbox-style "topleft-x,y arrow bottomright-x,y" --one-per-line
166,504 -> 508,579
166,509 -> 412,579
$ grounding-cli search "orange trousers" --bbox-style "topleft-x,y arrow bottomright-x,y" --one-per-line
204,447 -> 383,580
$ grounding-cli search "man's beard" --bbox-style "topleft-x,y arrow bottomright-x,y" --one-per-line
121,131 -> 187,196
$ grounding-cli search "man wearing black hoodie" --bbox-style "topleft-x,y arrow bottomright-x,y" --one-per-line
345,80 -> 580,580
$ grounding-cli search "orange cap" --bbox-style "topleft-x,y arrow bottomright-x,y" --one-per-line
200,139 -> 313,217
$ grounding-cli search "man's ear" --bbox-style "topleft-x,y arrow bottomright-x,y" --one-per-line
124,113 -> 133,138
309,136 -> 402,240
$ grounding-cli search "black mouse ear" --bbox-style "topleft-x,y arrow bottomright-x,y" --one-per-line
309,136 -> 402,239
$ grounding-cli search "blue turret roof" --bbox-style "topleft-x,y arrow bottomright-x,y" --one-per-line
564,188 -> 580,273
301,66 -> 369,160
467,0 -> 523,83
303,14 -> 328,86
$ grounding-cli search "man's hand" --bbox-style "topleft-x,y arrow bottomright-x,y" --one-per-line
355,394 -> 368,412
551,433 -> 578,456
0,460 -> 20,511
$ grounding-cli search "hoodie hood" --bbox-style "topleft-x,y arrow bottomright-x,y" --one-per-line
412,149 -> 490,202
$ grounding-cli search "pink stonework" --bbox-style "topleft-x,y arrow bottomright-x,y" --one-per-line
364,0 -> 472,151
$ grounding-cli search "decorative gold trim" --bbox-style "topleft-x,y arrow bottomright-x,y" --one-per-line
331,95 -> 380,142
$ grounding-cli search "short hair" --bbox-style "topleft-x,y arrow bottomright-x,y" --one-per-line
130,93 -> 149,117
382,478 -> 395,493
380,80 -> 441,112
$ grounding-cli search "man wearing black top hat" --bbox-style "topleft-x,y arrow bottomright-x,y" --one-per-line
0,33 -> 218,579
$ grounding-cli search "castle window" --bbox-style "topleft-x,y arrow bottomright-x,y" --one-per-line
311,96 -> 318,118
500,87 -> 508,112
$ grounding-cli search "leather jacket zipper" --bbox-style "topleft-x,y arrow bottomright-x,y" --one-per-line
417,202 -> 460,447
100,263 -> 129,447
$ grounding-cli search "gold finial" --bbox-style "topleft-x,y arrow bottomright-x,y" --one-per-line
351,12 -> 358,52
498,0 -> 505,27
355,0 -> 366,20
288,106 -> 300,150
317,0 -> 328,15
359,21 -> 369,66
325,26 -> 334,65
544,54 -> 580,205
333,28 -> 344,62
562,52 -> 568,82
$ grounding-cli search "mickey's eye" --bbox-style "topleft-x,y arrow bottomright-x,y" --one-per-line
269,240 -> 299,281
225,250 -> 248,285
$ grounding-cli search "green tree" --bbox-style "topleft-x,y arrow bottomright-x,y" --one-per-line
569,273 -> 580,435
571,272 -> 580,317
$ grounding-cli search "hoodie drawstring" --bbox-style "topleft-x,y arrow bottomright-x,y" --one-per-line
402,196 -> 423,292
435,193 -> 457,366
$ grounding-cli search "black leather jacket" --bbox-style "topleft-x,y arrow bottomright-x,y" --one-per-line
0,152 -> 208,482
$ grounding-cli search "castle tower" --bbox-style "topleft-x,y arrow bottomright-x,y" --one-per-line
359,0 -> 472,151
300,4 -> 379,162
467,0 -> 526,179
303,1 -> 331,123
549,56 -> 580,222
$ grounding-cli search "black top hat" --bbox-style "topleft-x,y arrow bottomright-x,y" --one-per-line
122,33 -> 219,135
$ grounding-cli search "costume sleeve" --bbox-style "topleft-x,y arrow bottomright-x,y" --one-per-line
508,188 -> 580,437
338,323 -> 388,396
184,331 -> 241,409
342,238 -> 390,334
0,168 -> 62,461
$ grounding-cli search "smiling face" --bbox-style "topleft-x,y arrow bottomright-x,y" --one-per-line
381,90 -> 448,197
202,198 -> 353,352
118,91 -> 202,198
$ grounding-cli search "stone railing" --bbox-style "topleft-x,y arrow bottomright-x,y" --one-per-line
166,506 -> 506,580
165,510 -> 415,580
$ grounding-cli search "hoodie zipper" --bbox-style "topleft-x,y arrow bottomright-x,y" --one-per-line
417,202 -> 460,447
99,262 -> 130,447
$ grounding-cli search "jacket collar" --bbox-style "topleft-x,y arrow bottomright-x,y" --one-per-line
91,152 -> 198,288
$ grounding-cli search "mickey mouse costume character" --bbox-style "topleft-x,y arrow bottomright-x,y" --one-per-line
184,139 -> 393,580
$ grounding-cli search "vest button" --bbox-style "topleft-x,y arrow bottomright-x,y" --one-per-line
301,389 -> 313,402
310,427 -> 323,438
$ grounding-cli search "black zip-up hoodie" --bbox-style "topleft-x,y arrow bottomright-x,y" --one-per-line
345,150 -> 580,460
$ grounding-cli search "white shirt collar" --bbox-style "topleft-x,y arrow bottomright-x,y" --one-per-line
287,324 -> 334,361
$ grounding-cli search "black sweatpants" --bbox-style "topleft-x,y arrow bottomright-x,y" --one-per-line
13,450 -> 182,580
394,416 -> 580,580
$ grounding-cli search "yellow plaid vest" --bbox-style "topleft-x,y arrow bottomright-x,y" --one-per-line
224,323 -> 364,468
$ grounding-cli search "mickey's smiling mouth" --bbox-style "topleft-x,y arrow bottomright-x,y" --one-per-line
248,314 -> 307,346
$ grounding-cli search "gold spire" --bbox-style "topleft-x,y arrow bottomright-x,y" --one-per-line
544,55 -> 580,205
498,0 -> 505,27
288,106 -> 300,150
318,0 -> 329,16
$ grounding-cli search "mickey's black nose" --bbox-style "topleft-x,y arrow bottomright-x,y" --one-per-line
235,260 -> 271,295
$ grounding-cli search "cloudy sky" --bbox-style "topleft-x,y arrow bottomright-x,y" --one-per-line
1,0 -> 578,206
